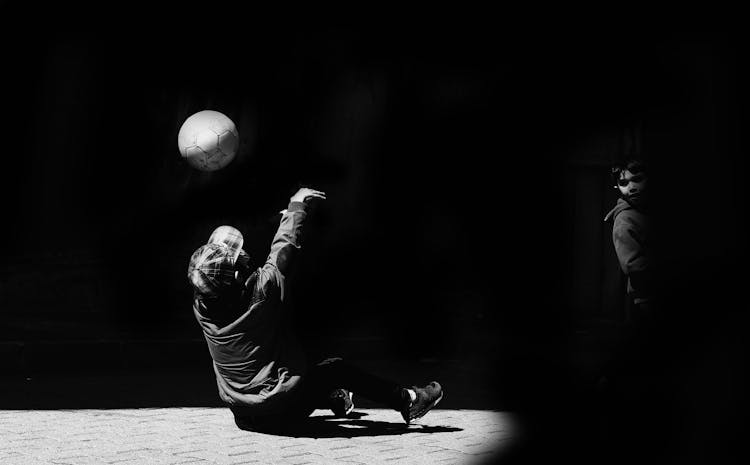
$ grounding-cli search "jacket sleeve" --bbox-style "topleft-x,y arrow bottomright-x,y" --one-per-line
252,201 -> 308,302
612,213 -> 650,293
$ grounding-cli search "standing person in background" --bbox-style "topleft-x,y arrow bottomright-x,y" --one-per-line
605,158 -> 653,329
600,158 -> 669,460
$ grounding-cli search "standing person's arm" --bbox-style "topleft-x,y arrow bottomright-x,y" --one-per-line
612,220 -> 646,275
612,213 -> 650,298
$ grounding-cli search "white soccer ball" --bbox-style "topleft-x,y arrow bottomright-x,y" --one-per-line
177,110 -> 239,171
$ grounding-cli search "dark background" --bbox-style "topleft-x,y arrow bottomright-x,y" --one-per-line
1,7 -> 747,464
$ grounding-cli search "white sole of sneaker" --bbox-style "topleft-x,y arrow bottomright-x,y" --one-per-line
345,392 -> 354,415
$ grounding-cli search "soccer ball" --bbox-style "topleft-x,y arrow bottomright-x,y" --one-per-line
177,110 -> 239,171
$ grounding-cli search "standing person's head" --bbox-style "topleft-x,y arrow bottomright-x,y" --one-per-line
611,158 -> 649,209
187,226 -> 253,300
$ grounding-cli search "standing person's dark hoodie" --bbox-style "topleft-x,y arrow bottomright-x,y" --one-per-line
604,197 -> 651,308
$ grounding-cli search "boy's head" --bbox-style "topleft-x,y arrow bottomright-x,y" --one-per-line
611,158 -> 649,208
187,225 -> 252,298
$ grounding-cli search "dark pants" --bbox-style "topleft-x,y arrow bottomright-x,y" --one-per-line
232,358 -> 404,432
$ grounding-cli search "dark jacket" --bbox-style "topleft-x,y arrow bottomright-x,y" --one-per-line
193,201 -> 309,414
604,198 -> 651,305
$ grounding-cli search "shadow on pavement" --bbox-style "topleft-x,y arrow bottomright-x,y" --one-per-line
238,412 -> 464,438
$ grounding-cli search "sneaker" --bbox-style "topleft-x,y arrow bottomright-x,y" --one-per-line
328,388 -> 354,417
400,382 -> 443,424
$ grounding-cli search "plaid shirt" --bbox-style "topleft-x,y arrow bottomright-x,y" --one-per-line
191,201 -> 309,413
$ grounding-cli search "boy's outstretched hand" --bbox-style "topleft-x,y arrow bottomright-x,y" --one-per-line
290,188 -> 326,204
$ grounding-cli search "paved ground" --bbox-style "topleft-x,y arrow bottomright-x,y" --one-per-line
0,355 -> 523,464
0,407 -> 518,465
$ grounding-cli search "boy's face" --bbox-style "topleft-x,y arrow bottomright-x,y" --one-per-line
616,169 -> 648,207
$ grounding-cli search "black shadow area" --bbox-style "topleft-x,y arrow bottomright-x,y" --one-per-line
236,412 -> 463,439
0,358 -> 506,410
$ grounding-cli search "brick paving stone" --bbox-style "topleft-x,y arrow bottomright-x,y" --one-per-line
3,459 -> 49,465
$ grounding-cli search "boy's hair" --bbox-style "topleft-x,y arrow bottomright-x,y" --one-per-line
611,158 -> 647,186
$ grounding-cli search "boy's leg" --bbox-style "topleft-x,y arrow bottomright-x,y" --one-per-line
303,358 -> 444,423
304,358 -> 405,411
